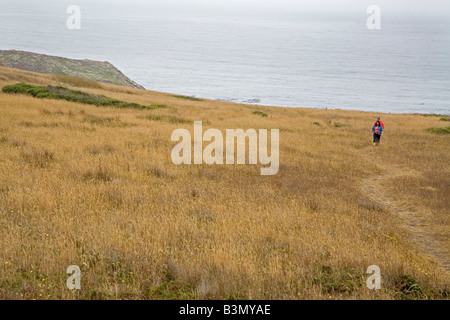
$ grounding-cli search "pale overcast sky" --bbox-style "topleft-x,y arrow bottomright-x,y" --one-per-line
4,0 -> 450,18
115,0 -> 450,15
44,0 -> 448,16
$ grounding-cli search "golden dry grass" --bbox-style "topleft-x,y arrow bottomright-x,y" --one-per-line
0,66 -> 448,300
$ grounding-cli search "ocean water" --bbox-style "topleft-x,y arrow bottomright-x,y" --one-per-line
1,0 -> 449,115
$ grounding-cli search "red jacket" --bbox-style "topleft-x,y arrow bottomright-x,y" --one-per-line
373,121 -> 384,129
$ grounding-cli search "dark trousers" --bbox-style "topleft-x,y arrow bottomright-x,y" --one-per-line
373,133 -> 381,143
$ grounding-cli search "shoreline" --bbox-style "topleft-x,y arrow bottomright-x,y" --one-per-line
0,63 -> 448,117
1,49 -> 448,117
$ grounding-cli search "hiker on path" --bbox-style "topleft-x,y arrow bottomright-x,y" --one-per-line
372,120 -> 383,146
373,116 -> 385,129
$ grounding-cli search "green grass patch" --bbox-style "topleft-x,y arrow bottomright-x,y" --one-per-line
145,104 -> 168,110
313,265 -> 363,295
142,280 -> 197,300
142,115 -> 192,125
392,275 -> 424,299
2,83 -> 164,110
439,117 -> 449,122
422,113 -> 446,117
252,110 -> 268,117
313,122 -> 320,126
172,94 -> 203,101
427,126 -> 450,134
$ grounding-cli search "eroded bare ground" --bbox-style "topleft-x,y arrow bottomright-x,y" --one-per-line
358,148 -> 450,273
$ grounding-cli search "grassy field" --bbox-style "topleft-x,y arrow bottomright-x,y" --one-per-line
0,66 -> 448,300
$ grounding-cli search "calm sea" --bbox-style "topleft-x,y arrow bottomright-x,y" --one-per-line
1,1 -> 449,115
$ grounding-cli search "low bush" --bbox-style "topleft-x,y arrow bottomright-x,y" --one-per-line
252,110 -> 268,117
2,83 -> 164,110
427,127 -> 450,134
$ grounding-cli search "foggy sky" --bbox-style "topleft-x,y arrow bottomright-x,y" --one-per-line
4,0 -> 449,17
94,0 -> 450,15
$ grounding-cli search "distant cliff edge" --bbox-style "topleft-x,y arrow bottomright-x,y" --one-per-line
0,50 -> 145,89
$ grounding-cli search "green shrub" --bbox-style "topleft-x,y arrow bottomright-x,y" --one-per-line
2,83 -> 162,111
3,83 -> 47,96
252,110 -> 268,117
98,98 -> 121,106
313,265 -> 363,295
427,127 -> 450,134
393,275 -> 424,299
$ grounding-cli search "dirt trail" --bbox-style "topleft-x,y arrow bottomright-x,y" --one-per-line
358,148 -> 450,273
